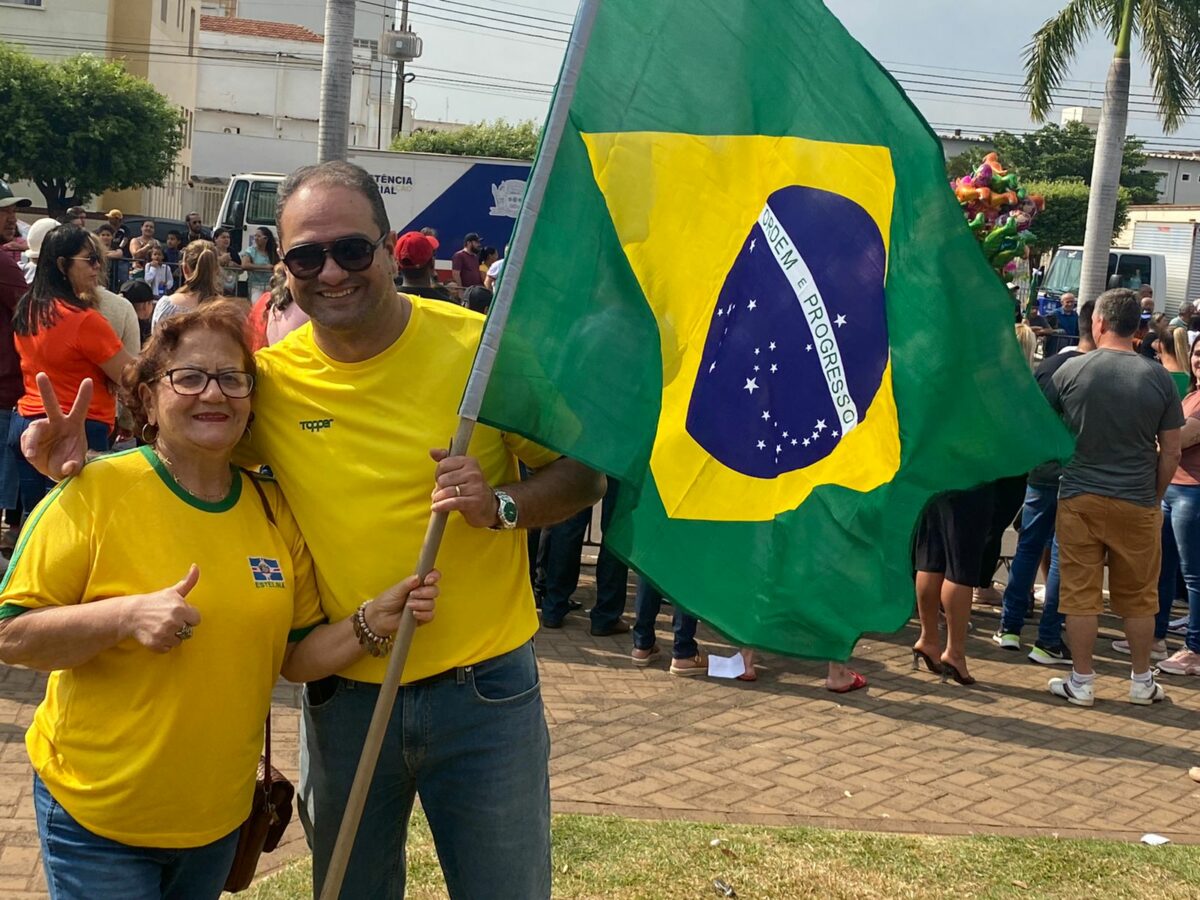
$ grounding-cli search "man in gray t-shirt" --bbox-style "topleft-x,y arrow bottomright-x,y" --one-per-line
1044,288 -> 1183,709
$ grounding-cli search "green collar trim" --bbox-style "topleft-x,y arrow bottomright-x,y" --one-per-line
141,445 -> 243,512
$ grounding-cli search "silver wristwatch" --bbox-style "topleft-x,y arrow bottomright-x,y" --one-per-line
490,489 -> 519,530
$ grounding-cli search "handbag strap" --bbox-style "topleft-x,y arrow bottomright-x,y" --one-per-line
242,468 -> 276,790
263,716 -> 272,789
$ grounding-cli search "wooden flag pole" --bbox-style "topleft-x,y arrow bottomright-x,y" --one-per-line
317,2 -> 602,897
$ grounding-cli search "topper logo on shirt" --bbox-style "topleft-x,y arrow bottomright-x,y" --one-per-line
299,418 -> 334,433
249,557 -> 286,589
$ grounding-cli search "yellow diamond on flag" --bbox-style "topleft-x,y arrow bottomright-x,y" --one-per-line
579,132 -> 901,522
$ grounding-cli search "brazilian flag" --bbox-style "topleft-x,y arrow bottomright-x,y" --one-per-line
478,0 -> 1072,659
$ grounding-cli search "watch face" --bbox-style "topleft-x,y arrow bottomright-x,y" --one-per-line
500,495 -> 518,524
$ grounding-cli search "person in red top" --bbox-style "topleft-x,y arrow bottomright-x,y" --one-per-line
450,232 -> 483,289
9,225 -> 134,507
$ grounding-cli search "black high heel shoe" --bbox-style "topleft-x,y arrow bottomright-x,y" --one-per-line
940,659 -> 976,685
911,648 -> 943,675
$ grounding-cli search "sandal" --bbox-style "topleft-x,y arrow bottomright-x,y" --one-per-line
669,653 -> 708,677
631,645 -> 661,667
827,671 -> 868,694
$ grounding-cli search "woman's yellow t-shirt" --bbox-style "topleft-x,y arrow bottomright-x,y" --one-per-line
0,447 -> 324,848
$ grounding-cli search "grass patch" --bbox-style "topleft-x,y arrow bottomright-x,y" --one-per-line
241,812 -> 1200,899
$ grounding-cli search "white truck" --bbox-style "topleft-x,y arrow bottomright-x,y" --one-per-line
215,148 -> 532,273
1037,245 -> 1169,313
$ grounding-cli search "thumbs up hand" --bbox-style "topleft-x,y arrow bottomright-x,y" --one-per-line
120,564 -> 204,653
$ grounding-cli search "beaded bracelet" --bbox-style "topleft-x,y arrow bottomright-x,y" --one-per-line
352,602 -> 394,657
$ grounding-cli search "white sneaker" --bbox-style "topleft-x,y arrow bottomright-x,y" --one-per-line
1048,676 -> 1094,707
1129,676 -> 1166,706
1111,639 -> 1168,661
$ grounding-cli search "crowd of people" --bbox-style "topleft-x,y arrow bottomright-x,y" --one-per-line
1,162 -> 1199,900
0,165 -> 597,899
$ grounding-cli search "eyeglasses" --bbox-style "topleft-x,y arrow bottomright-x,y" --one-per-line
160,367 -> 255,399
282,234 -> 387,279
69,255 -> 101,267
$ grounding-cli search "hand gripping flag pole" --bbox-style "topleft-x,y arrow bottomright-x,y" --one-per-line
317,2 -> 602,896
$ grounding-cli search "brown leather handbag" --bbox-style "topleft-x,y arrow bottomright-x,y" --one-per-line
223,717 -> 296,892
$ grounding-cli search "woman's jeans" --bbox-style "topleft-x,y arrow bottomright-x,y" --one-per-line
1156,483 -> 1200,651
632,578 -> 699,659
6,413 -> 109,513
34,774 -> 238,900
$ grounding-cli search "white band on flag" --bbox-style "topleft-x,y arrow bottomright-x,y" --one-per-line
759,201 -> 859,433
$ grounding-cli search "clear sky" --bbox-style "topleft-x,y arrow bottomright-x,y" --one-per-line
398,0 -> 1200,153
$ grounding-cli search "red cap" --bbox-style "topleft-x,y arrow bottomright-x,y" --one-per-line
394,231 -> 439,268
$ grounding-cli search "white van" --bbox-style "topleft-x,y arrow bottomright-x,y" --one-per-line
1038,246 -> 1168,313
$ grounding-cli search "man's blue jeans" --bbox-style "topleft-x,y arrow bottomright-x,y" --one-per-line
299,641 -> 551,900
632,578 -> 699,659
33,774 -> 238,900
1157,483 -> 1200,650
541,480 -> 628,629
1036,538 -> 1066,648
999,484 -> 1058,636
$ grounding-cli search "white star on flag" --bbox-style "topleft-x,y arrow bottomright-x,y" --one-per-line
756,440 -> 765,450
770,364 -> 778,373
709,361 -> 716,373
762,410 -> 770,421
816,420 -> 827,431
803,438 -> 810,446
835,314 -> 847,327
769,342 -> 777,351
747,299 -> 757,311
744,378 -> 759,394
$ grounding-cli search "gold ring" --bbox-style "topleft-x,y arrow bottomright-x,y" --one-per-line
455,485 -> 462,497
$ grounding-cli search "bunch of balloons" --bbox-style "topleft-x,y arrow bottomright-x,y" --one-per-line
952,152 -> 1044,275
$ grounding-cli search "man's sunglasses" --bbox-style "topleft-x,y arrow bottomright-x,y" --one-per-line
281,234 -> 387,279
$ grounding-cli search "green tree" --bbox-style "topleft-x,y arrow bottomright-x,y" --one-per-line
1023,179 -> 1131,256
0,45 -> 184,218
945,146 -> 988,179
391,119 -> 541,160
1024,0 -> 1200,303
990,122 -> 1158,204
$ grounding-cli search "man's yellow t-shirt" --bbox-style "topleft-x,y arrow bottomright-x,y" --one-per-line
248,295 -> 559,683
0,447 -> 324,847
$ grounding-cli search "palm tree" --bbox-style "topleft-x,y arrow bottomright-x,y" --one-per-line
1024,0 -> 1200,304
318,0 -> 355,163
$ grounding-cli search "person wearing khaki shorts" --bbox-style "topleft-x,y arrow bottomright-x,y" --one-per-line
1045,288 -> 1183,708
1057,494 -> 1163,622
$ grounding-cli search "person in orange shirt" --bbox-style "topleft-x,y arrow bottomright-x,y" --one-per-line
9,225 -> 134,508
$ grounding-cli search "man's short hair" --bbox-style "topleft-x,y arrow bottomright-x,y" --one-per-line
1078,299 -> 1095,337
1095,288 -> 1140,338
95,223 -> 114,236
167,229 -> 183,241
1138,284 -> 1153,298
276,161 -> 390,243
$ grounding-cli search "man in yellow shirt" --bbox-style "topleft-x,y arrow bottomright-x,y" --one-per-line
23,162 -> 605,899
263,163 -> 603,899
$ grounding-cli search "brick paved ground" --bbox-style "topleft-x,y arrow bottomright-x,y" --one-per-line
2,569 -> 1199,898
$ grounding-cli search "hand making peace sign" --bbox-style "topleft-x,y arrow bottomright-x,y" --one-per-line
21,372 -> 92,481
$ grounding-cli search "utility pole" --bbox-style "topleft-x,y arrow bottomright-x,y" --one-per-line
390,0 -> 410,140
317,0 -> 354,163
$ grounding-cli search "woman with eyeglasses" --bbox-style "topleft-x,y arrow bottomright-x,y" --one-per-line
0,302 -> 439,899
152,239 -> 225,328
8,224 -> 134,507
240,227 -> 280,300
